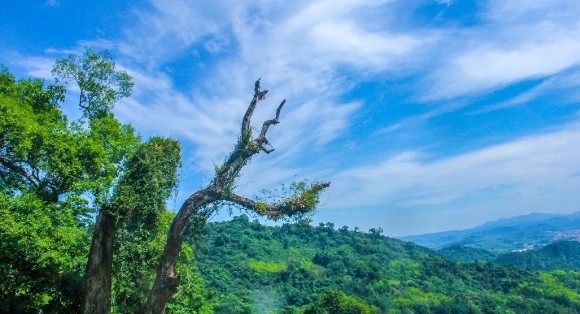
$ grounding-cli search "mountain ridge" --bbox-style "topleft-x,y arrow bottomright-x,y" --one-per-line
398,211 -> 580,252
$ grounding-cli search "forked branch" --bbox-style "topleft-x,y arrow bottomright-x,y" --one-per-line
256,99 -> 286,153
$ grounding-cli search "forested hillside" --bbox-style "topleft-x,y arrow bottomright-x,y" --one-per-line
495,241 -> 580,271
191,215 -> 580,313
437,244 -> 498,262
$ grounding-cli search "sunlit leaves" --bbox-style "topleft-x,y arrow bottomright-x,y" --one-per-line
112,137 -> 181,221
52,48 -> 133,119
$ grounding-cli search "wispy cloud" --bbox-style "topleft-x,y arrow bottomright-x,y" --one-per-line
15,56 -> 54,79
99,0 -> 580,220
426,1 -> 580,100
329,120 -> 580,212
108,0 -> 426,182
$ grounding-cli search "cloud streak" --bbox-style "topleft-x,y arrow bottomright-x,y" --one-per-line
330,120 -> 580,212
426,0 -> 580,100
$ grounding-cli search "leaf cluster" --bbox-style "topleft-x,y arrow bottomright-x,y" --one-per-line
52,48 -> 133,119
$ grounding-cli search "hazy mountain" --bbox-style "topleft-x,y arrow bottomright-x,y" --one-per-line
399,211 -> 580,253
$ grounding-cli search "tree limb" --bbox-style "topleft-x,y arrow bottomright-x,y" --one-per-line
241,79 -> 268,139
144,80 -> 330,313
0,156 -> 40,187
223,181 -> 331,220
255,99 -> 286,154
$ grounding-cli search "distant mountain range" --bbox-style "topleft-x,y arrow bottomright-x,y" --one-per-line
399,211 -> 580,253
438,240 -> 580,271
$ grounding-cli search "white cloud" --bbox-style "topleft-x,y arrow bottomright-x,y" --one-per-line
16,57 -> 54,79
329,121 -> 580,213
105,0 -> 426,187
7,0 -> 580,233
424,1 -> 580,100
108,0 -> 580,215
432,27 -> 580,98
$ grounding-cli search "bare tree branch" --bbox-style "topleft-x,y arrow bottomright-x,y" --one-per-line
241,78 -> 268,139
223,181 -> 331,220
256,99 -> 286,153
0,156 -> 40,187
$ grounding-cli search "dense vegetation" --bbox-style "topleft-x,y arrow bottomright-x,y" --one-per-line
0,49 -> 326,313
437,244 -> 498,262
495,241 -> 580,271
437,241 -> 580,272
0,57 -> 211,313
191,216 -> 580,313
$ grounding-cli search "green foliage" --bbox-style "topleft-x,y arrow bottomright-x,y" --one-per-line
52,48 -> 133,119
254,181 -> 329,220
112,212 -> 214,314
496,241 -> 580,271
304,290 -> 378,314
0,66 -> 94,312
112,137 -> 181,221
438,244 -> 498,262
191,216 -> 580,313
1,66 -> 83,200
0,57 -> 198,313
167,240 -> 216,314
248,259 -> 288,274
0,191 -> 89,313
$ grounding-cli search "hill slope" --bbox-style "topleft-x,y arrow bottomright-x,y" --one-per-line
187,216 -> 580,313
495,241 -> 580,271
400,211 -> 580,252
437,244 -> 498,262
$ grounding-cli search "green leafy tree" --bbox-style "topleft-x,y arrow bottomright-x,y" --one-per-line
52,48 -> 133,120
304,290 -> 378,314
2,53 -> 330,313
0,66 -> 91,312
1,52 -> 170,313
51,49 -> 184,314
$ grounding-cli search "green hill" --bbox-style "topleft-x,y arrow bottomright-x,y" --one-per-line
495,240 -> 580,271
437,244 -> 498,262
188,215 -> 580,313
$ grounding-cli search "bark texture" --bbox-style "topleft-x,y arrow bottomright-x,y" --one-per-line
143,189 -> 217,314
81,210 -> 118,314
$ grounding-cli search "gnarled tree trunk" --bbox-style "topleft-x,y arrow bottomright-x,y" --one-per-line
143,189 -> 216,313
143,80 -> 329,313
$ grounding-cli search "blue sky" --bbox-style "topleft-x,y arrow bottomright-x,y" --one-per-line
2,0 -> 580,236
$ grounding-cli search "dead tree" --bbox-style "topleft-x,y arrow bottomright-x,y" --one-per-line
143,79 -> 330,313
